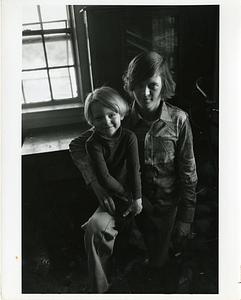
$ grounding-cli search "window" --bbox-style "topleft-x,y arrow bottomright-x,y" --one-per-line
22,5 -> 81,107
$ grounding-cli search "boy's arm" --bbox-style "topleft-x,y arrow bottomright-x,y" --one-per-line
126,132 -> 142,200
86,141 -> 126,196
69,131 -> 115,214
123,132 -> 143,217
175,115 -> 198,237
176,116 -> 198,223
69,129 -> 97,185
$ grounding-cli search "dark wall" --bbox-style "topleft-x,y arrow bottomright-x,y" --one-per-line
85,5 -> 219,106
177,6 -> 219,105
87,7 -> 124,91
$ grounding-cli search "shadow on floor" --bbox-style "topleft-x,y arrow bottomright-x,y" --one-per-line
22,176 -> 218,294
22,228 -> 218,294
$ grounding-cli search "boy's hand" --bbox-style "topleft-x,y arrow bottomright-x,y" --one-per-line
132,198 -> 143,215
123,198 -> 142,217
174,221 -> 191,238
90,180 -> 115,215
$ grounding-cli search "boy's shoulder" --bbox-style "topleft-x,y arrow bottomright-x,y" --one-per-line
86,130 -> 100,146
69,127 -> 94,151
121,127 -> 136,138
165,101 -> 188,121
121,128 -> 137,143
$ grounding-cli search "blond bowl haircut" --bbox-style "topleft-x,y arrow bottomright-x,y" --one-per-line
84,86 -> 129,126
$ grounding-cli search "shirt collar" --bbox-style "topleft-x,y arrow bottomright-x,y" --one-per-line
130,100 -> 173,126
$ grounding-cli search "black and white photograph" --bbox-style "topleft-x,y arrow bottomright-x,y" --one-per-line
1,1 -> 241,299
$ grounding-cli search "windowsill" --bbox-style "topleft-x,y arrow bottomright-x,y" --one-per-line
22,101 -> 83,114
22,101 -> 86,131
22,101 -> 90,155
22,123 -> 90,156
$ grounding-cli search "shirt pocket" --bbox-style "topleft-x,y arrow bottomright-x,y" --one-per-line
152,137 -> 176,164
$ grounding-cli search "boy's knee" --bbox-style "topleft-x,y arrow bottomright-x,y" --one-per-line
84,212 -> 113,236
86,216 -> 103,235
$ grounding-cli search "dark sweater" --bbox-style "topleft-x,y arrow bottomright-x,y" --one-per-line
85,127 -> 142,200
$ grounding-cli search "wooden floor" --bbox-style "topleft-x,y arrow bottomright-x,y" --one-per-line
22,217 -> 218,294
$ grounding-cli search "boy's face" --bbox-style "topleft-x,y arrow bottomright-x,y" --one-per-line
91,103 -> 123,138
132,74 -> 162,113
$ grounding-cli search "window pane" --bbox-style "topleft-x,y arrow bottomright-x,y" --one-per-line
45,34 -> 73,67
69,68 -> 77,98
45,33 -> 73,67
22,5 -> 40,29
50,67 -> 77,100
22,36 -> 46,69
22,70 -> 51,103
40,5 -> 68,29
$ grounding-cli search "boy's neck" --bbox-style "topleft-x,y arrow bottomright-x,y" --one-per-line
95,126 -> 122,140
137,102 -> 163,122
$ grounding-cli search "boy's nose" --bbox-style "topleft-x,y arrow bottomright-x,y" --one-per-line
144,86 -> 151,97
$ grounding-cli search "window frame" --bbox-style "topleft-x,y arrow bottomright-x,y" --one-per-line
21,5 -> 85,109
22,5 -> 92,131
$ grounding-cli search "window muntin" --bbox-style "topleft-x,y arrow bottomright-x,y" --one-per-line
22,5 -> 79,105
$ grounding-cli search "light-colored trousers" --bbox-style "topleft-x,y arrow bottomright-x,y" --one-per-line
82,206 -> 117,293
82,202 -> 177,293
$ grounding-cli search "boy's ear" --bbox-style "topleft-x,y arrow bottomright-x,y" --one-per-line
120,115 -> 124,120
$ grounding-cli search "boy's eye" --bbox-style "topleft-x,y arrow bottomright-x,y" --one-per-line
108,113 -> 116,118
93,112 -> 117,121
149,83 -> 158,90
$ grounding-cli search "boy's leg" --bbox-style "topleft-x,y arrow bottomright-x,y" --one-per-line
135,197 -> 177,267
82,207 -> 118,293
147,206 -> 177,267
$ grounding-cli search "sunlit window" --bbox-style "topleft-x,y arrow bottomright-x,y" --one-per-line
22,5 -> 79,105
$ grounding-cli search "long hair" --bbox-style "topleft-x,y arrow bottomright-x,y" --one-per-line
123,51 -> 176,100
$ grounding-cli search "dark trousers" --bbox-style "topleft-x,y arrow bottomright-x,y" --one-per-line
135,196 -> 177,267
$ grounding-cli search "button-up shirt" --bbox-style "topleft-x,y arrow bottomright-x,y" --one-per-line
125,101 -> 198,222
69,101 -> 197,223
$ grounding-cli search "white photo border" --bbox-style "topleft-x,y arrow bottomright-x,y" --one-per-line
1,0 -> 241,299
